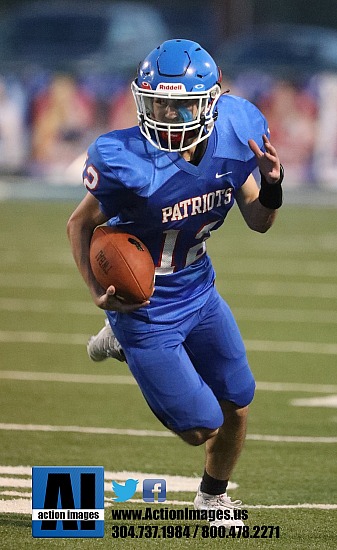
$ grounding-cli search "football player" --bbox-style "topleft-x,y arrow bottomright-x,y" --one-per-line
67,39 -> 283,528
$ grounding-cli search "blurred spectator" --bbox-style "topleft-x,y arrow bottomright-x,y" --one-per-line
256,80 -> 318,185
65,81 -> 137,184
30,74 -> 96,177
108,83 -> 138,130
0,77 -> 27,173
312,74 -> 337,188
231,71 -> 275,105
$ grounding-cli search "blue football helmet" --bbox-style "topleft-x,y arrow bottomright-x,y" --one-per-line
131,39 -> 222,152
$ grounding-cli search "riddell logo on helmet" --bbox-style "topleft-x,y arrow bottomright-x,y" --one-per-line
156,83 -> 186,92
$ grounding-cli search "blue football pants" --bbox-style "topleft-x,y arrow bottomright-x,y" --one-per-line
111,286 -> 255,433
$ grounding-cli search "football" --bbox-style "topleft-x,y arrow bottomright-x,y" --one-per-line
89,226 -> 155,303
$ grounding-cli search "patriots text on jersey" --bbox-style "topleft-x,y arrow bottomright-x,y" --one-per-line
161,188 -> 233,223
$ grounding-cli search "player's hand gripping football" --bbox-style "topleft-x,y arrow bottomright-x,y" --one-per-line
248,134 -> 281,184
95,285 -> 150,313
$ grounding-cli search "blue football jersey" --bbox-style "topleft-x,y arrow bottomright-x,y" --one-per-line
83,94 -> 269,328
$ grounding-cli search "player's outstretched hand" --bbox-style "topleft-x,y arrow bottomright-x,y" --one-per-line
95,285 -> 150,312
248,134 -> 281,184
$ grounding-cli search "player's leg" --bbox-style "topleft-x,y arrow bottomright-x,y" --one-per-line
204,400 -> 248,482
87,317 -> 220,444
184,287 -> 255,523
110,322 -> 225,445
193,400 -> 249,527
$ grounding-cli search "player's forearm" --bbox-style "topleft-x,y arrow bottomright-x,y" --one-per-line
247,167 -> 283,232
67,216 -> 104,302
241,197 -> 278,233
67,193 -> 109,301
237,165 -> 283,232
67,205 -> 108,305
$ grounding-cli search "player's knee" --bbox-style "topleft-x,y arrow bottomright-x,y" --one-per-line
244,377 -> 256,405
177,427 -> 219,446
225,376 -> 256,409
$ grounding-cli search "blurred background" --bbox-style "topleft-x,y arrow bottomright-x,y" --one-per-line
0,0 -> 336,189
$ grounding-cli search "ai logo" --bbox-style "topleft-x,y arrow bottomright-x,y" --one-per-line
142,479 -> 166,502
32,466 -> 104,538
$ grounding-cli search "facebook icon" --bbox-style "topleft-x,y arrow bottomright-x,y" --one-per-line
142,479 -> 166,502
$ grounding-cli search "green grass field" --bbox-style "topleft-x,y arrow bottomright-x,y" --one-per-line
0,198 -> 336,549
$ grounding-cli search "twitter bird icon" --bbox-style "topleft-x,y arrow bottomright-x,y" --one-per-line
112,479 -> 138,502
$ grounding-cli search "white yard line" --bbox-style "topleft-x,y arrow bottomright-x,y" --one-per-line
0,423 -> 173,438
1,466 -> 336,514
256,381 -> 337,393
2,500 -> 336,514
245,339 -> 337,355
1,297 -> 337,324
1,371 -> 337,394
2,498 -> 336,515
0,371 -> 137,385
215,258 -> 337,278
0,331 -> 86,345
0,423 -> 336,443
1,330 -> 337,354
233,307 -> 337,324
0,273 -> 78,288
0,466 -> 233,491
229,280 -> 337,299
0,297 -> 100,315
0,274 -> 337,298
3,256 -> 337,276
291,395 -> 337,408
